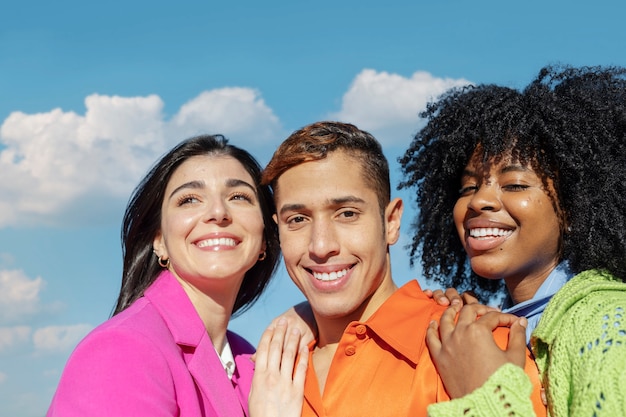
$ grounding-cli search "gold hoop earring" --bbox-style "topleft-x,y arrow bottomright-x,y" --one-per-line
158,255 -> 170,268
258,251 -> 267,261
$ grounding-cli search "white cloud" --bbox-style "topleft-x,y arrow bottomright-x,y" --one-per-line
331,69 -> 471,147
170,87 -> 281,141
0,71 -> 467,229
0,88 -> 282,228
0,270 -> 44,324
32,324 -> 93,354
0,371 -> 6,383
0,326 -> 31,353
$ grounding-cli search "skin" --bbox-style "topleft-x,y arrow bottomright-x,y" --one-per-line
152,155 -> 266,352
427,151 -> 563,398
453,151 -> 562,304
273,149 -> 403,393
249,319 -> 309,416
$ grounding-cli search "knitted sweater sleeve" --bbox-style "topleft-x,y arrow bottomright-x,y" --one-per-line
426,363 -> 537,417
536,294 -> 626,416
428,271 -> 626,417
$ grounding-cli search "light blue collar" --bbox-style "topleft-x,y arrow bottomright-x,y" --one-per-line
501,262 -> 574,344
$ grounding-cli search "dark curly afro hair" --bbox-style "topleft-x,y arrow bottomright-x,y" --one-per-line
399,64 -> 626,302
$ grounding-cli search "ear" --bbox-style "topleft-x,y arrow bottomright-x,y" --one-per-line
272,213 -> 278,225
152,231 -> 167,259
384,197 -> 403,245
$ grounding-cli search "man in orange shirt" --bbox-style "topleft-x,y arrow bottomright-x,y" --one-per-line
259,121 -> 545,417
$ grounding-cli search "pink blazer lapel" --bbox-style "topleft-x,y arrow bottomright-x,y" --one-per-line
187,332 -> 246,417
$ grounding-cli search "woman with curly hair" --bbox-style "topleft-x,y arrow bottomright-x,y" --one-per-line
399,65 -> 626,416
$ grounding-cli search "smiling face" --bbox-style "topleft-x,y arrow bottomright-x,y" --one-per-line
273,150 -> 402,326
453,150 -> 564,300
153,155 -> 266,295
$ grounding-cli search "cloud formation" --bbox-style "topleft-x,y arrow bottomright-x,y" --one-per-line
0,269 -> 91,355
0,88 -> 282,228
32,324 -> 93,354
0,70 -> 469,229
331,69 -> 471,146
0,270 -> 44,324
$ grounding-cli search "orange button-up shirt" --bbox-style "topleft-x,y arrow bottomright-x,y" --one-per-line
302,280 -> 546,417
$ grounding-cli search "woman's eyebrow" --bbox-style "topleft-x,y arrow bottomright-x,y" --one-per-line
500,164 -> 530,174
168,180 -> 205,200
225,178 -> 257,193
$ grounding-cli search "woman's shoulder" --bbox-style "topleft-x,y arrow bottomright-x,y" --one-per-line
536,269 -> 626,345
555,270 -> 626,311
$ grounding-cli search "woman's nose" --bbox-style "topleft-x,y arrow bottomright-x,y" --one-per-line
203,198 -> 231,223
467,182 -> 502,212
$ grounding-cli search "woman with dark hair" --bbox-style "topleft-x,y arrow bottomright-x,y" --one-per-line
47,135 -> 304,416
400,65 -> 626,415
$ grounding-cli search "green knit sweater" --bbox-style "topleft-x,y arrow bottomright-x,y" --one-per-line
428,269 -> 626,416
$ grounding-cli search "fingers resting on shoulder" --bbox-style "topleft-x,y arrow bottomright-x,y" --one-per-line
249,319 -> 308,417
424,287 -> 482,307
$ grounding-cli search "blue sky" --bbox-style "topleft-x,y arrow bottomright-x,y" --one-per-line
1,1 -> 624,415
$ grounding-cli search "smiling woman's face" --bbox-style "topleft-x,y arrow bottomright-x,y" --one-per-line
453,149 -> 563,293
153,155 -> 266,293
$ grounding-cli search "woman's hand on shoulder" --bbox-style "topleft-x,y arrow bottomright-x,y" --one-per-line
268,301 -> 316,349
426,302 -> 528,398
249,319 -> 308,417
424,287 -> 481,307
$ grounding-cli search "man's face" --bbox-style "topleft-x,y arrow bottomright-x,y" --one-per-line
273,150 -> 402,323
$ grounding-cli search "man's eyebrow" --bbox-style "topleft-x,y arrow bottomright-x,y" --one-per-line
278,196 -> 366,215
330,196 -> 366,205
279,203 -> 306,216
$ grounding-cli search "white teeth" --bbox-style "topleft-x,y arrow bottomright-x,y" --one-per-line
197,238 -> 237,248
313,269 -> 348,282
469,228 -> 513,239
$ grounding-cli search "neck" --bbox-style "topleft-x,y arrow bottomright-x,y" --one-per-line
504,262 -> 558,304
174,274 -> 239,352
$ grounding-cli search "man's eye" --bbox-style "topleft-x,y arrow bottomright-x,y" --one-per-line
338,210 -> 359,221
288,215 -> 306,224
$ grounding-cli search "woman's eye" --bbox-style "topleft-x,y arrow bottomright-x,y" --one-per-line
503,184 -> 530,191
177,194 -> 200,206
231,192 -> 253,202
458,185 -> 478,196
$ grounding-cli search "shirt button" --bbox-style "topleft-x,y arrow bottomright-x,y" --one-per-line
345,346 -> 356,356
355,325 -> 367,339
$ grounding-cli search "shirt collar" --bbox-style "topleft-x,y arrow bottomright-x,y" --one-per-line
360,280 -> 442,365
502,261 -> 574,342
216,341 -> 236,380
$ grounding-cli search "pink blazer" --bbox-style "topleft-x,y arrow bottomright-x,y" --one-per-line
47,271 -> 255,417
